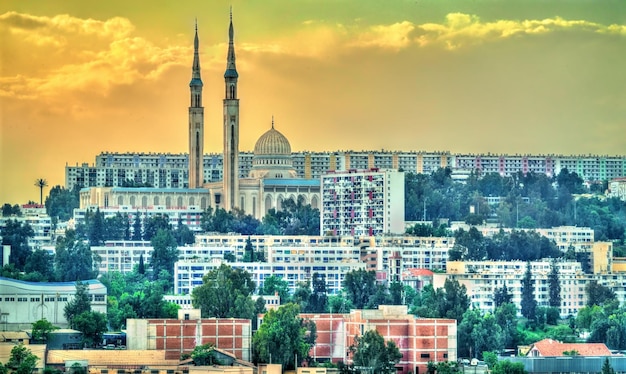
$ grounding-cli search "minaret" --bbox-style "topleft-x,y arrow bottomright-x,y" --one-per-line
223,9 -> 239,210
188,21 -> 204,188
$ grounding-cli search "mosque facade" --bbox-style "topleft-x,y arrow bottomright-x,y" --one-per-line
79,13 -> 320,220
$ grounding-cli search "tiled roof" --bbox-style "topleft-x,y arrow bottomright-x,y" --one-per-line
404,268 -> 434,277
47,350 -> 180,366
0,343 -> 46,369
528,339 -> 612,357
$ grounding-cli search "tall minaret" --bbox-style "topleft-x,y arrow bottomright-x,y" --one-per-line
188,21 -> 204,188
223,9 -> 239,211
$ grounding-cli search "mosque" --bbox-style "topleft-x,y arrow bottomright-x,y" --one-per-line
80,13 -> 320,220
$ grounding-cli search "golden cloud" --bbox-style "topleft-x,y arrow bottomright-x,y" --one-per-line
0,12 -> 189,100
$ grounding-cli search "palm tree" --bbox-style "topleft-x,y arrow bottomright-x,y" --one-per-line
34,178 -> 48,205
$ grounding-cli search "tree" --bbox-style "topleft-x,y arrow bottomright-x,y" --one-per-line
192,264 -> 256,319
143,214 -> 171,241
586,280 -> 617,307
88,208 -> 105,245
190,343 -> 219,365
132,212 -> 143,240
64,281 -> 91,328
138,254 -> 145,275
5,344 -> 39,374
261,275 -> 290,303
54,230 -> 98,281
602,357 -> 616,374
493,284 -> 513,308
491,360 -> 527,374
24,249 -> 54,281
243,236 -> 255,262
350,330 -> 403,374
1,220 -> 34,270
31,319 -> 58,344
548,259 -> 562,308
34,178 -> 48,205
45,186 -> 79,222
72,310 -> 108,347
521,262 -> 537,322
251,303 -> 316,370
150,229 -> 178,286
307,273 -> 328,313
343,269 -> 377,309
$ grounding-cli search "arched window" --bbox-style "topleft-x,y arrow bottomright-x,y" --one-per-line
165,196 -> 172,208
311,195 -> 319,209
177,197 -> 183,208
130,196 -> 136,207
201,197 -> 207,210
154,196 -> 159,206
118,196 -> 124,206
230,84 -> 236,99
265,195 -> 273,215
141,196 -> 148,208
189,197 -> 195,206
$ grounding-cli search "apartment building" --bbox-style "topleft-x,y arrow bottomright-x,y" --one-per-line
321,169 -> 405,236
609,177 -> 626,201
0,204 -> 54,250
440,259 -> 587,316
301,305 -> 456,374
173,258 -> 366,296
127,317 -> 252,361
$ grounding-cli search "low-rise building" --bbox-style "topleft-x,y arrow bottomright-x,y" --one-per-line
0,277 -> 107,330
300,305 -> 456,374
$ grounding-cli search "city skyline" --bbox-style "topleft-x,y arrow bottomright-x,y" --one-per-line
1,0 -> 625,205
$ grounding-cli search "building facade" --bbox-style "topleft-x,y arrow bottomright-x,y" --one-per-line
300,305 -> 457,374
321,169 -> 405,236
0,277 -> 107,330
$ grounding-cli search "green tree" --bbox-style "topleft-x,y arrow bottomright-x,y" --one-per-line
521,262 -> 537,322
24,249 -> 55,281
192,264 -> 256,319
72,310 -> 108,347
34,178 -> 48,205
343,269 -> 377,309
31,319 -> 58,344
45,186 -> 79,222
150,229 -> 178,285
261,275 -> 290,303
88,208 -> 105,245
64,281 -> 91,329
1,219 -> 34,270
190,343 -> 219,365
495,302 -> 519,350
493,284 -> 513,307
132,212 -> 143,240
5,344 -> 39,374
491,360 -> 527,374
548,259 -> 561,308
54,230 -> 98,281
143,214 -> 171,241
349,330 -> 403,374
327,293 -> 354,313
307,273 -> 328,313
586,280 -> 617,307
602,357 -> 616,374
243,236 -> 255,262
251,303 -> 316,370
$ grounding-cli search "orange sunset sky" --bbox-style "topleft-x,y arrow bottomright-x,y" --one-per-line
1,0 -> 625,205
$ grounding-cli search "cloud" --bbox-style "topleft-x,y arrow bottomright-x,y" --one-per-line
0,12 -> 189,100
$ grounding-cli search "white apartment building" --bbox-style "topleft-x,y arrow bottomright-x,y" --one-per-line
73,203 -> 206,236
440,259 -> 587,316
321,169 -> 405,236
173,259 -> 366,296
91,241 -> 153,274
0,204 -> 54,250
609,177 -> 626,201
165,291 -> 281,311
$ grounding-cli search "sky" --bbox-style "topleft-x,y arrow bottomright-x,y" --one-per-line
1,0 -> 625,205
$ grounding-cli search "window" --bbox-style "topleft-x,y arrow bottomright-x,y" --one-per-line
420,353 -> 430,358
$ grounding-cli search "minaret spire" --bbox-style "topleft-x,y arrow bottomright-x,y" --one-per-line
272,116 -> 275,129
188,21 -> 204,189
225,6 -> 238,79
223,9 -> 240,211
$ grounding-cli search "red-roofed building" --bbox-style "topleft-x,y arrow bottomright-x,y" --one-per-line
527,339 -> 612,357
401,268 -> 434,291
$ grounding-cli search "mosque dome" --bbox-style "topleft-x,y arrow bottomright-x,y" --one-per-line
249,120 -> 297,180
254,126 -> 292,156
